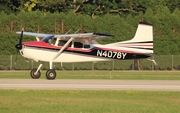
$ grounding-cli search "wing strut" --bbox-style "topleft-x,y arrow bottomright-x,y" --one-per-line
52,37 -> 74,61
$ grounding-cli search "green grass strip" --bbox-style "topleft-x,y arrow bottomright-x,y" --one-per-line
1,70 -> 180,80
0,90 -> 180,113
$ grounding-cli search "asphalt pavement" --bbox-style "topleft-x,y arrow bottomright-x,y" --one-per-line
0,79 -> 180,91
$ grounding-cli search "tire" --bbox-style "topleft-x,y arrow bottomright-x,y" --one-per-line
46,69 -> 56,80
30,69 -> 41,79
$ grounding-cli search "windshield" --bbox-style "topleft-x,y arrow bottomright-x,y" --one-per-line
41,36 -> 56,44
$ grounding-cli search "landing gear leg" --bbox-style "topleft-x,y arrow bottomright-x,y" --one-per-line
30,63 -> 43,79
46,61 -> 56,80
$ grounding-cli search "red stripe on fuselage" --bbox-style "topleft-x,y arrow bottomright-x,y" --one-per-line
23,41 -> 143,54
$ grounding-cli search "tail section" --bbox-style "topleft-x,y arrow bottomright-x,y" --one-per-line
124,21 -> 153,53
107,21 -> 153,54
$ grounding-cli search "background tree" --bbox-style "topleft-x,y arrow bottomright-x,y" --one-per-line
0,0 -> 180,55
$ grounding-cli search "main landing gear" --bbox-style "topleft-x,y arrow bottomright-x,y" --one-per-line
30,63 -> 56,80
46,69 -> 56,80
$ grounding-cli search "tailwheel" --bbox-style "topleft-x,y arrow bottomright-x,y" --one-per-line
46,69 -> 56,80
30,69 -> 41,79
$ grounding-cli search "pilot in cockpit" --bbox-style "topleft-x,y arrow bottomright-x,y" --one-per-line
48,39 -> 52,44
47,38 -> 56,45
58,40 -> 66,46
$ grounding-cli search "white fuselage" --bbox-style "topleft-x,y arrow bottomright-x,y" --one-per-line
20,46 -> 110,63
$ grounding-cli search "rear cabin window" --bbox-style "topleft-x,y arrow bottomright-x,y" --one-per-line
83,45 -> 90,48
74,42 -> 83,48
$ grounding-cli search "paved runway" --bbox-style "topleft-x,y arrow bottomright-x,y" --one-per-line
0,79 -> 180,91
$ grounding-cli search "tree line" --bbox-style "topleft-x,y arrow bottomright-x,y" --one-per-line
0,0 -> 180,55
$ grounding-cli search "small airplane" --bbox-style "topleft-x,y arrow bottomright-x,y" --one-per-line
15,21 -> 155,80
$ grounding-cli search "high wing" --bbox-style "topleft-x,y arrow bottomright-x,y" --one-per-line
16,32 -> 114,40
16,32 -> 54,37
54,32 -> 113,40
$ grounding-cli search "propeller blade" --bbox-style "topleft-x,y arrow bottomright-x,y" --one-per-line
14,28 -> 24,65
14,49 -> 19,65
15,28 -> 24,50
19,28 -> 24,44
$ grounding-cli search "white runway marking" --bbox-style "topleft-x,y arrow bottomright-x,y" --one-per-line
0,79 -> 180,91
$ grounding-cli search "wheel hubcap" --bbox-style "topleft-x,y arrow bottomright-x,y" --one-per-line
49,73 -> 54,77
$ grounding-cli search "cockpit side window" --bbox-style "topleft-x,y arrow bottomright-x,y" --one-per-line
83,45 -> 90,48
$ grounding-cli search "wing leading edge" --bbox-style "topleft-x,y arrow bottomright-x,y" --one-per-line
16,32 -> 114,40
16,32 -> 54,37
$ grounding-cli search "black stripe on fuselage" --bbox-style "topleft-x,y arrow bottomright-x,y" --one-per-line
121,46 -> 153,50
117,41 -> 153,50
120,41 -> 153,44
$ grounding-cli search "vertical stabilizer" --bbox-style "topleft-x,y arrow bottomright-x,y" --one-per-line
131,22 -> 153,42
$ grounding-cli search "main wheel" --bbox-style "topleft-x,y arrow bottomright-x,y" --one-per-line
30,69 -> 41,79
46,69 -> 56,80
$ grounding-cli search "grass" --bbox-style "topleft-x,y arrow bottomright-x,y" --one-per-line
1,70 -> 180,113
0,70 -> 180,80
0,90 -> 180,113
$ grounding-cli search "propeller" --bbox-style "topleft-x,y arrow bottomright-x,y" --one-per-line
15,28 -> 24,50
14,28 -> 24,64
